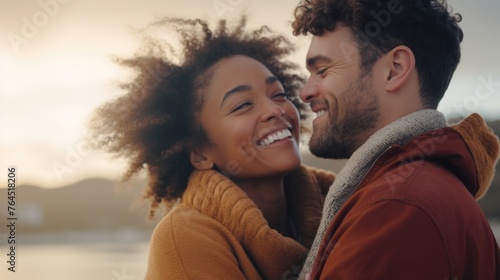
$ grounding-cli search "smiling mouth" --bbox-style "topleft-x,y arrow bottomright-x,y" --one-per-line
258,128 -> 292,146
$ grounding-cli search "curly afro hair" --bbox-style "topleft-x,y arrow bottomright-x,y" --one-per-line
88,17 -> 308,218
292,0 -> 463,108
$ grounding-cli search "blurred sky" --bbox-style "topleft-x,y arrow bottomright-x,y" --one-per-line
1,0 -> 499,188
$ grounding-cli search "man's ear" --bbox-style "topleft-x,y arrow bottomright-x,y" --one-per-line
384,45 -> 416,92
190,148 -> 214,170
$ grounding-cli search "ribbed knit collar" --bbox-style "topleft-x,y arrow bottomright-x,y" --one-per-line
181,165 -> 334,279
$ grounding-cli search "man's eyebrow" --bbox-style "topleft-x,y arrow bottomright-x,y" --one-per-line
266,76 -> 279,85
220,76 -> 280,107
306,55 -> 333,69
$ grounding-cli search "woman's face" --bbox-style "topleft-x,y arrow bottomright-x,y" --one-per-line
192,55 -> 301,179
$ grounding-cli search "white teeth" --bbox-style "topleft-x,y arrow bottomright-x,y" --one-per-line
316,110 -> 327,117
259,129 -> 292,146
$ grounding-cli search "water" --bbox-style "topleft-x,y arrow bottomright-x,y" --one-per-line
2,223 -> 499,280
1,231 -> 151,280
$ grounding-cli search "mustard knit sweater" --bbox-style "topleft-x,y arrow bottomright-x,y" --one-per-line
145,165 -> 335,280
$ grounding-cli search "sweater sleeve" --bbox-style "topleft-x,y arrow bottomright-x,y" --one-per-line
144,206 -> 253,280
317,200 -> 451,280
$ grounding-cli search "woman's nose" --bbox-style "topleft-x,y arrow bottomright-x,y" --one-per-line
260,101 -> 285,122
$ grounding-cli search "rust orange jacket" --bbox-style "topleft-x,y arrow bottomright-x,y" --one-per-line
309,113 -> 500,279
144,165 -> 335,279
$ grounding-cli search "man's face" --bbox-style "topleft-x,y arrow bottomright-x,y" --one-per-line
301,25 -> 381,159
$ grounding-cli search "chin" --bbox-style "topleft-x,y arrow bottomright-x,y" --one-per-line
278,156 -> 302,172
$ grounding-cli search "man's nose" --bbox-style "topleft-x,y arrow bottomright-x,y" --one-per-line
300,78 -> 319,102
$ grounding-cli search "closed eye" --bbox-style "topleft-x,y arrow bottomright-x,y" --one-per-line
273,92 -> 289,100
230,102 -> 252,113
317,67 -> 329,75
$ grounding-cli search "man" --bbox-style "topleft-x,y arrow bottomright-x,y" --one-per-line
292,0 -> 500,279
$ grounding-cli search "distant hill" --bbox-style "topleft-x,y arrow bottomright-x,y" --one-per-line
0,178 -> 157,234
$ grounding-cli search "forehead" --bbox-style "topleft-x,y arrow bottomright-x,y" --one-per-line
306,25 -> 359,64
210,55 -> 272,80
203,55 -> 277,97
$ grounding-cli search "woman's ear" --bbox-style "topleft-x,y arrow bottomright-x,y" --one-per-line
384,45 -> 416,92
190,148 -> 214,170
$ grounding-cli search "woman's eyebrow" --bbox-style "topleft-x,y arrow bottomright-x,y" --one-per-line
266,76 -> 279,85
220,76 -> 280,107
220,84 -> 251,107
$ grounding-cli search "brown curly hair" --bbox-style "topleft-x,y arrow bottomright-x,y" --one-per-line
88,17 -> 308,218
292,0 -> 463,108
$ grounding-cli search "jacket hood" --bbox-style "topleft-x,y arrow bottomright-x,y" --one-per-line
399,113 -> 499,199
449,113 -> 499,199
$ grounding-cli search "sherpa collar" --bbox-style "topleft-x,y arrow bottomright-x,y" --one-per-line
299,109 -> 447,278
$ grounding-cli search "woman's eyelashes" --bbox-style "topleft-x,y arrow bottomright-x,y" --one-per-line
273,92 -> 289,100
230,101 -> 252,113
228,91 -> 288,114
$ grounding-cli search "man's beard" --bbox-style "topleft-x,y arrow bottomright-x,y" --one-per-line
309,74 -> 380,159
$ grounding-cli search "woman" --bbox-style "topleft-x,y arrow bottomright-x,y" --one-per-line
89,17 -> 335,279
